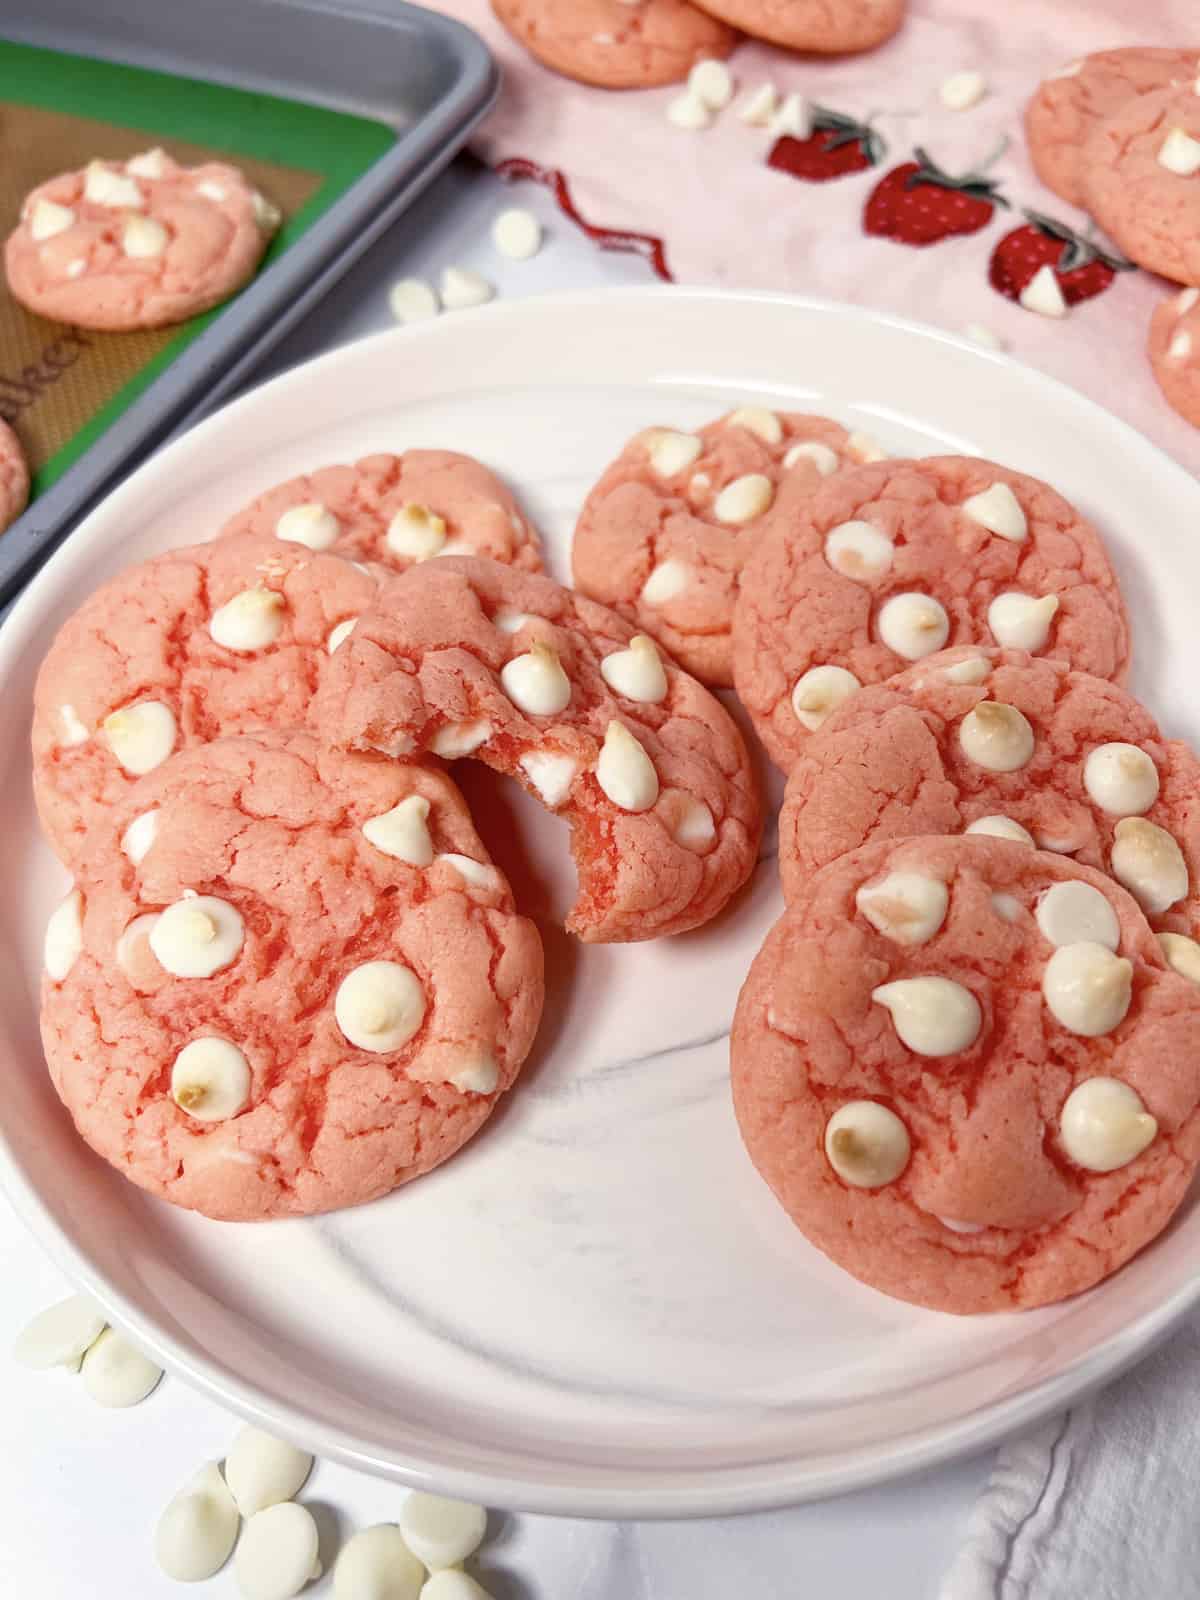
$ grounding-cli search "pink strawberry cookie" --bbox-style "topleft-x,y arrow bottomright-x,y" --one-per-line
220,450 -> 543,575
40,730 -> 543,1221
0,420 -> 29,533
32,533 -> 377,866
1082,86 -> 1200,286
490,0 -> 737,90
315,556 -> 762,943
690,0 -> 904,53
732,833 -> 1200,1314
6,148 -> 279,331
779,646 -> 1200,956
1149,285 -> 1200,427
573,409 -> 868,687
732,456 -> 1130,771
1025,47 -> 1198,208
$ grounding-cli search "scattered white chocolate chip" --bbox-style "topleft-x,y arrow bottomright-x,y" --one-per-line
640,559 -> 690,605
80,1328 -> 162,1407
991,892 -> 1023,922
126,147 -> 169,179
1177,287 -> 1200,314
327,619 -> 357,654
941,654 -> 991,685
122,214 -> 168,258
1083,742 -> 1160,817
876,592 -> 950,660
121,808 -> 158,863
398,1492 -> 487,1572
492,207 -> 542,260
987,591 -> 1058,651
439,853 -> 499,891
790,664 -> 860,731
596,721 -> 659,813
447,1052 -> 500,1095
1043,942 -> 1132,1036
363,795 -> 434,865
824,1101 -> 910,1189
226,1425 -> 313,1519
1158,126 -> 1200,176
824,519 -> 894,581
601,634 -> 668,703
846,431 -> 890,464
501,642 -> 571,716
58,703 -> 89,745
727,406 -> 782,444
1060,1077 -> 1157,1171
275,501 -> 339,550
688,57 -> 735,110
83,162 -> 143,208
1160,931 -> 1200,986
430,719 -> 491,758
966,814 -> 1035,845
334,1525 -> 424,1600
335,961 -> 426,1053
940,70 -> 987,110
440,265 -> 494,311
519,749 -> 577,807
958,701 -> 1035,772
149,895 -> 244,979
389,277 -> 440,324
155,1462 -> 240,1583
784,439 -> 839,476
872,976 -> 982,1056
713,472 -> 773,525
738,83 -> 779,125
171,1037 -> 251,1122
1169,330 -> 1193,361
387,502 -> 447,561
420,1573 -> 493,1600
30,198 -> 76,241
13,1294 -> 105,1371
102,700 -> 177,774
1036,881 -> 1120,950
44,889 -> 84,981
210,586 -> 286,652
772,91 -> 813,138
116,913 -> 159,985
856,871 -> 949,946
1111,817 -> 1188,915
667,91 -> 712,130
1019,263 -> 1067,318
961,482 -> 1027,542
234,1502 -> 321,1600
669,793 -> 716,849
963,322 -> 1005,351
643,429 -> 702,478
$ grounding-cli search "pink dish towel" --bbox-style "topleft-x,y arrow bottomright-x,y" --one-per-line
430,0 -> 1200,477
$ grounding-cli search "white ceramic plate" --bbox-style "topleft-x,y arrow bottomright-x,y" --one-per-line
3,288 -> 1199,1520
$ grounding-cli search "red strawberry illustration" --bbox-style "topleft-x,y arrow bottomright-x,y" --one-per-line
989,211 -> 1133,307
768,107 -> 886,183
864,146 -> 1009,246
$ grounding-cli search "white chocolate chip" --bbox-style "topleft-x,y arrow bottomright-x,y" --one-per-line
494,607 -> 529,634
790,664 -> 860,731
727,406 -> 782,444
195,180 -> 228,202
155,1463 -> 239,1583
939,1217 -> 987,1234
58,703 -> 89,745
226,1425 -> 313,1518
333,1526 -> 424,1600
149,895 -> 244,978
966,814 -> 1035,845
601,635 -> 668,703
275,501 -> 339,550
824,1101 -> 910,1189
122,214 -> 168,258
398,1492 -> 487,1572
856,871 -> 949,946
738,83 -> 779,126
387,503 -> 447,561
64,257 -> 84,277
961,482 -> 1027,542
1160,931 -> 1200,986
327,618 -> 357,653
421,1573 -> 493,1600
1019,263 -> 1067,318
963,322 -> 1005,351
116,913 -> 160,985
940,70 -> 987,110
1177,287 -> 1200,314
987,591 -> 1059,651
958,701 -> 1035,772
1049,59 -> 1082,79
83,161 -> 143,208
519,749 -> 577,807
991,892 -> 1023,922
1035,881 -> 1120,950
667,91 -> 712,130
640,559 -> 690,605
501,642 -> 571,716
643,429 -> 702,478
171,1037 -> 251,1122
876,592 -> 950,660
784,440 -> 839,476
44,889 -> 83,981
1158,126 -> 1200,175
596,721 -> 659,813
235,1503 -> 321,1600
689,473 -> 711,500
689,57 -> 735,109
430,719 -> 491,758
439,853 -> 499,891
713,473 -> 773,525
80,1328 -> 162,1407
1042,941 -> 1132,1036
846,431 -> 891,464
362,794 -> 434,865
446,1052 -> 500,1095
102,700 -> 177,774
30,198 -> 76,240
440,265 -> 494,310
253,191 -> 282,231
1083,742 -> 1160,817
772,92 -> 813,138
1060,1078 -> 1157,1171
824,519 -> 893,581
335,961 -> 426,1053
1169,330 -> 1194,361
13,1295 -> 105,1371
1110,817 -> 1189,914
389,277 -> 440,324
210,586 -> 286,652
125,148 -> 169,179
668,793 -> 716,849
121,809 -> 158,863
872,976 -> 982,1056
941,654 -> 991,685
492,207 -> 541,260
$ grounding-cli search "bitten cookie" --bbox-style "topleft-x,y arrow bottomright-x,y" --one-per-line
40,731 -> 543,1221
1149,286 -> 1200,427
490,0 -> 737,90
732,456 -> 1130,771
6,149 -> 280,331
689,0 -> 904,53
779,646 -> 1200,958
0,419 -> 29,533
33,534 -> 378,866
220,450 -> 543,575
1025,47 -> 1198,208
1082,86 -> 1200,286
315,556 -> 762,943
572,409 -> 865,686
732,833 -> 1200,1313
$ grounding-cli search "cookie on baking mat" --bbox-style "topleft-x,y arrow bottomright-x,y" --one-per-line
779,646 -> 1200,955
1149,286 -> 1200,427
40,730 -> 544,1221
689,0 -> 904,53
1025,47 -> 1198,208
490,0 -> 736,89
6,148 -> 280,332
572,409 -> 865,687
0,420 -> 29,533
32,534 -> 377,866
732,833 -> 1200,1313
220,449 -> 543,574
732,457 -> 1130,771
315,555 -> 762,943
